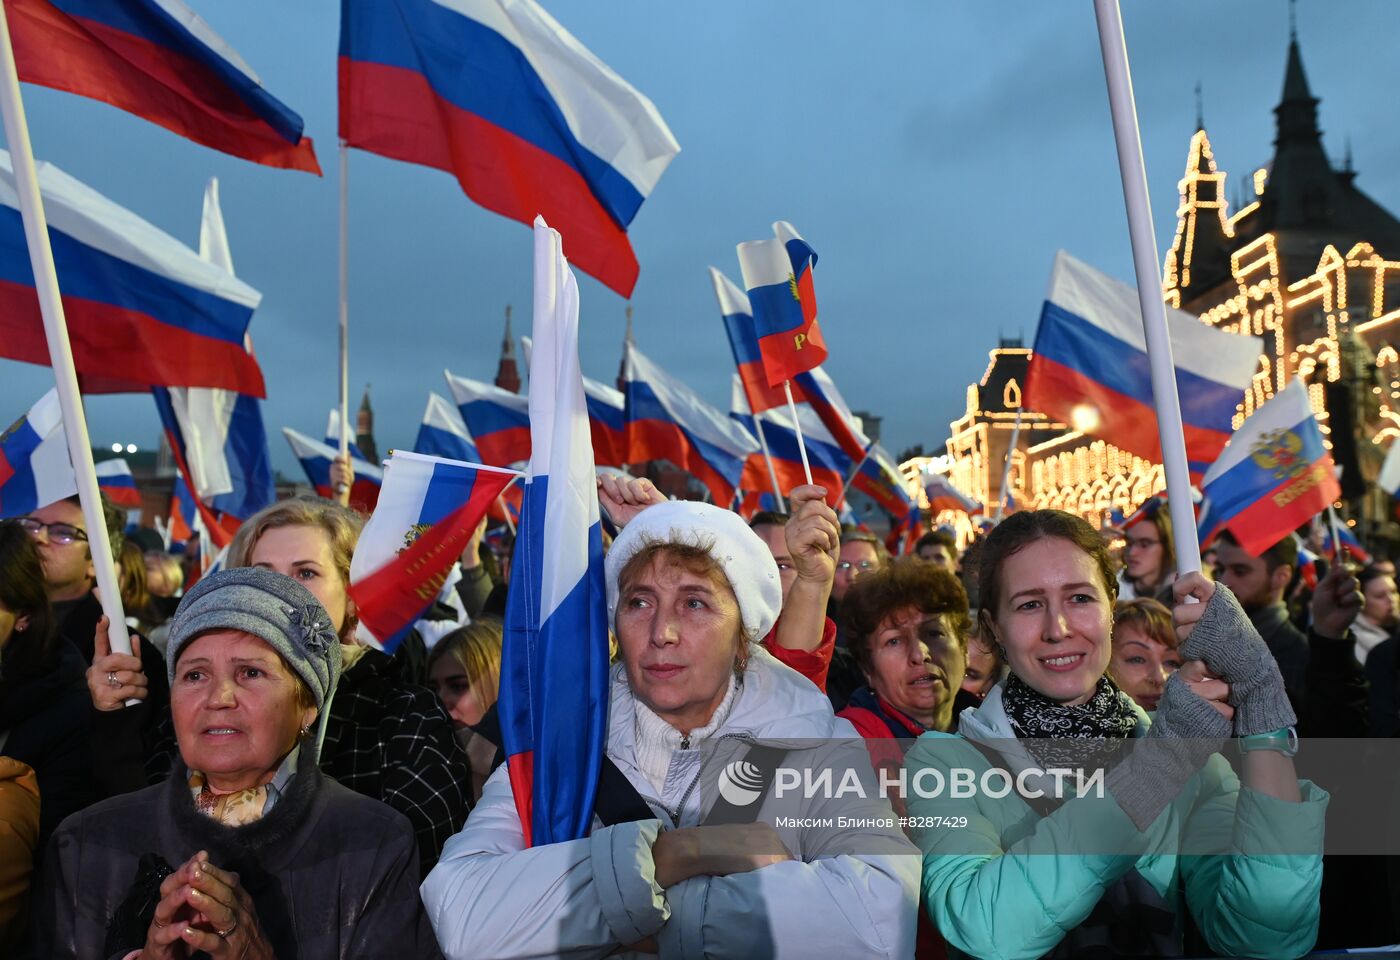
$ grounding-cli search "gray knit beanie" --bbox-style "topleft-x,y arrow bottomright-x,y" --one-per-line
167,568 -> 342,746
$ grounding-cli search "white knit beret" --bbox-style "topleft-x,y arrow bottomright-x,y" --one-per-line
604,500 -> 783,642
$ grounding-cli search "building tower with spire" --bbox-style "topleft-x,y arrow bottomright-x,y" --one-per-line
356,385 -> 378,464
617,304 -> 633,392
934,21 -> 1400,544
494,305 -> 521,394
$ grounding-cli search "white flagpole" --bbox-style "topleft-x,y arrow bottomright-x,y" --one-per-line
337,141 -> 351,495
1093,0 -> 1201,575
994,407 -> 1023,521
781,380 -> 814,485
751,417 -> 787,513
498,496 -> 517,536
836,442 -> 874,510
1327,504 -> 1346,564
0,3 -> 132,655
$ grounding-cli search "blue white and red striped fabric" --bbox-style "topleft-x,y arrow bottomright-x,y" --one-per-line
348,450 -> 517,652
623,341 -> 759,506
583,377 -> 628,469
1294,535 -> 1321,589
149,178 -> 275,527
0,390 -> 77,517
325,409 -> 379,475
283,427 -> 382,511
8,0 -> 319,172
1024,251 -> 1261,480
167,473 -> 197,543
887,505 -> 923,557
736,221 -> 828,388
1380,439 -> 1400,503
338,0 -> 679,297
853,443 -> 914,520
924,475 -> 981,516
500,218 -> 610,846
444,371 -> 531,468
415,392 -> 481,463
520,333 -> 627,469
0,151 -> 265,395
729,375 -> 848,496
95,458 -> 141,508
709,266 -> 869,461
1321,524 -> 1371,565
1197,379 -> 1340,556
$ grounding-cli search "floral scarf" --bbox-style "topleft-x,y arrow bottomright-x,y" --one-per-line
187,747 -> 300,827
1001,673 -> 1139,772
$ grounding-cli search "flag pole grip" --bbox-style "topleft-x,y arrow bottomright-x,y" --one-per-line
782,380 -> 814,487
1093,0 -> 1201,575
0,0 -> 133,659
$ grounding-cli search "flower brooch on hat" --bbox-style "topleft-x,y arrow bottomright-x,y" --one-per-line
284,602 -> 338,657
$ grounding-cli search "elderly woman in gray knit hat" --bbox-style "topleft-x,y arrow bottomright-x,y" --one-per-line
36,568 -> 443,960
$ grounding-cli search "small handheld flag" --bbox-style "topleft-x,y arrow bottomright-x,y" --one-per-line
348,450 -> 517,652
1197,379 -> 1341,557
95,458 -> 141,508
736,221 -> 827,389
0,389 -> 77,517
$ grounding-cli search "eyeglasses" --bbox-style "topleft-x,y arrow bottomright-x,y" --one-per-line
1125,537 -> 1161,551
836,559 -> 879,573
16,517 -> 88,544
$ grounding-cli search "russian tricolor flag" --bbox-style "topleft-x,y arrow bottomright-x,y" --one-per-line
924,475 -> 981,516
737,221 -> 828,388
1198,379 -> 1340,557
500,218 -> 610,846
348,450 -> 517,652
324,409 -> 378,476
444,371 -> 531,468
283,427 -> 382,511
623,341 -> 759,507
338,0 -> 679,297
853,443 -> 915,520
729,375 -> 849,496
0,390 -> 77,517
1321,524 -> 1371,565
583,377 -> 628,468
150,177 -> 275,528
0,151 -> 266,396
415,392 -> 481,463
1024,251 -> 1261,479
8,0 -> 319,173
95,458 -> 141,508
521,334 -> 628,470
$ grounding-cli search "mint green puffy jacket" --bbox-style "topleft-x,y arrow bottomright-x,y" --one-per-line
906,683 -> 1327,960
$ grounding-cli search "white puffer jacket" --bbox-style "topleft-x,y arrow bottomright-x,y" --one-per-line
421,647 -> 919,959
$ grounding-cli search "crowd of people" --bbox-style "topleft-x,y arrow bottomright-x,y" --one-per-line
1,468 -> 1396,958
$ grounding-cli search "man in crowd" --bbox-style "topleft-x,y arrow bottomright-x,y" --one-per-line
833,530 -> 886,604
17,496 -> 171,795
913,529 -> 957,570
1212,529 -> 1367,737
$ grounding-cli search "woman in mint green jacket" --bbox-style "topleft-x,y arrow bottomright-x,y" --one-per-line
907,510 -> 1326,960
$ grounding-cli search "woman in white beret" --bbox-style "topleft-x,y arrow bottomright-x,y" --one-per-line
421,482 -> 919,959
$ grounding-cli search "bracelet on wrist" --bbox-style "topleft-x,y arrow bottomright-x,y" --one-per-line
1238,726 -> 1298,757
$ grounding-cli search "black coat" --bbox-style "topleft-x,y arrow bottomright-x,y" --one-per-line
0,636 -> 93,850
36,757 -> 444,960
1248,601 -> 1369,738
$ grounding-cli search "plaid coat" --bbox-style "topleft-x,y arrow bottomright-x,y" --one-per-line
321,648 -> 472,874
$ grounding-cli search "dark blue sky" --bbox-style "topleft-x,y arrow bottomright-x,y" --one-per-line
5,1 -> 1399,476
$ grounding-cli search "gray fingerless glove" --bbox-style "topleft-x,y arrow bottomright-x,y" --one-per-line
1105,673 -> 1231,830
1178,583 -> 1297,735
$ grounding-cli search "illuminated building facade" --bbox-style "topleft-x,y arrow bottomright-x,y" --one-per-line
938,33 -> 1400,537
